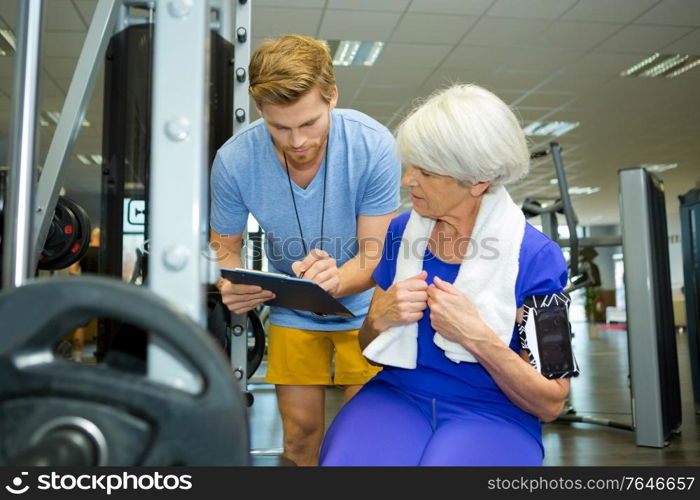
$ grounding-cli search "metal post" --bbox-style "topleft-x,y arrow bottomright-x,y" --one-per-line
2,0 -> 44,289
121,0 -> 157,30
233,0 -> 251,135
679,189 -> 700,411
540,211 -> 559,244
32,0 -> 121,272
228,0 -> 252,395
550,142 -> 579,275
620,167 -> 681,447
210,0 -> 232,41
115,1 -> 130,34
147,0 -> 211,392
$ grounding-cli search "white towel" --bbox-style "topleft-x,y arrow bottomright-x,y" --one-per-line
362,185 -> 526,368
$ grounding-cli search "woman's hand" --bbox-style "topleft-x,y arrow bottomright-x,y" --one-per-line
427,276 -> 492,349
428,276 -> 570,422
369,271 -> 429,332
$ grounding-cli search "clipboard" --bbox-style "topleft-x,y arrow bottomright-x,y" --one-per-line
220,268 -> 355,318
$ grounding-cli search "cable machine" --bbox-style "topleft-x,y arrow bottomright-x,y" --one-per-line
524,143 -> 681,447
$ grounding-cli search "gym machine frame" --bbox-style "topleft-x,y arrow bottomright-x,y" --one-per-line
525,145 -> 681,447
0,0 -> 250,465
679,188 -> 700,414
3,0 -> 248,393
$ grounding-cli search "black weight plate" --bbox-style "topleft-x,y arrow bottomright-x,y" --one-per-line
207,291 -> 230,353
247,310 -> 265,378
38,199 -> 80,269
42,197 -> 91,271
207,294 -> 266,379
0,277 -> 249,465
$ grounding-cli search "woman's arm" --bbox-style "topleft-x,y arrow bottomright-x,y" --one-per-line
470,337 -> 570,422
427,277 -> 569,422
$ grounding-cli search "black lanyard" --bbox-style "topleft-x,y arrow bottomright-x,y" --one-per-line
283,137 -> 329,256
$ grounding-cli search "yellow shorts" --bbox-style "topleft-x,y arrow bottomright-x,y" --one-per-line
265,324 -> 381,386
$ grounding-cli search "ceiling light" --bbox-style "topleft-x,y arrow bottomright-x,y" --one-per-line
641,55 -> 688,77
41,111 -> 91,127
568,186 -> 600,196
333,40 -> 361,66
45,111 -> 61,125
640,163 -> 678,173
124,181 -> 145,190
621,53 -> 700,78
0,29 -> 15,56
523,121 -> 580,137
620,53 -> 660,76
667,59 -> 700,78
364,42 -> 384,66
323,40 -> 385,67
76,154 -> 91,165
76,154 -> 102,166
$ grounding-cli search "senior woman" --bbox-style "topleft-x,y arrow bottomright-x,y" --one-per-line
318,84 -> 577,466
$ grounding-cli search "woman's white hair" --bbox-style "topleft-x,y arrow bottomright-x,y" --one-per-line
395,83 -> 529,186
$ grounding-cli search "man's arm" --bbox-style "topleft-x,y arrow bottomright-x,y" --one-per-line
336,211 -> 396,297
211,229 -> 275,314
210,229 -> 243,270
292,212 -> 396,298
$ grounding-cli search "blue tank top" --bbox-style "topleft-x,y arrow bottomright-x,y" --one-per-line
371,211 -> 568,442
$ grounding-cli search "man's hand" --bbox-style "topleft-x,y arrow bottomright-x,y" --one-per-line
292,249 -> 341,297
218,278 -> 275,315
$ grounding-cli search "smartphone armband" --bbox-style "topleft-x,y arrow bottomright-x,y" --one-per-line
518,292 -> 580,379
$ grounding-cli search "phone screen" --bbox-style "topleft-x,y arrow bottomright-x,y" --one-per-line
534,306 -> 574,376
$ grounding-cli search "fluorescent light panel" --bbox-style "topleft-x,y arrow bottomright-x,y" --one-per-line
640,163 -> 678,173
324,40 -> 384,67
76,154 -> 91,165
621,53 -> 700,78
523,121 -> 580,137
568,186 -> 600,195
41,111 -> 90,127
0,29 -> 15,56
76,154 -> 102,166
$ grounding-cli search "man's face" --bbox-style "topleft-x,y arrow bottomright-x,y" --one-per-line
257,86 -> 338,167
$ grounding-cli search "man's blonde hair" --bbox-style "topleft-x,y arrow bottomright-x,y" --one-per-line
249,35 -> 336,107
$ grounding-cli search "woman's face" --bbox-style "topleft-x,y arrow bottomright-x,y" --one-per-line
402,165 -> 473,219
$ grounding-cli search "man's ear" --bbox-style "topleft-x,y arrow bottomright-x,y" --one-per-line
255,101 -> 263,117
328,86 -> 338,111
469,181 -> 491,197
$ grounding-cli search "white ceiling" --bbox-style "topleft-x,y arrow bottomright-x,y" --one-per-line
0,0 -> 699,226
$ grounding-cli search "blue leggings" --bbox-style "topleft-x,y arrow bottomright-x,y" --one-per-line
320,379 -> 543,466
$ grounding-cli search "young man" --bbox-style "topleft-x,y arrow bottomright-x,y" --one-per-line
210,35 -> 400,466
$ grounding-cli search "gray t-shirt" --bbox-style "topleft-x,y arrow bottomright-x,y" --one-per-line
210,108 -> 401,330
